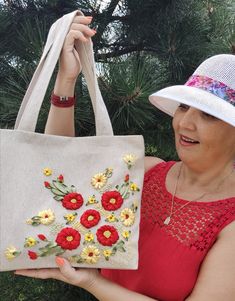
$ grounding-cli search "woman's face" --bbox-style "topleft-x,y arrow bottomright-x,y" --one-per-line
172,104 -> 235,169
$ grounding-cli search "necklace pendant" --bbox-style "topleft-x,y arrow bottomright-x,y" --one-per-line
164,216 -> 171,225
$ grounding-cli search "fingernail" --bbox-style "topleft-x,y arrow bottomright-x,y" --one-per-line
56,256 -> 64,267
87,16 -> 93,19
92,28 -> 97,33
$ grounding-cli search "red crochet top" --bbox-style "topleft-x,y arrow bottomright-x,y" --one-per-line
101,161 -> 235,301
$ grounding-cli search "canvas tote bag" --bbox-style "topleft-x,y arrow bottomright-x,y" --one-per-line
0,10 -> 145,271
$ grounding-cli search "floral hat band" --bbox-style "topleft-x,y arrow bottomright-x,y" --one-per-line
185,75 -> 235,106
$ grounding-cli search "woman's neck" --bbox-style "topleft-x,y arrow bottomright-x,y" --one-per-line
179,160 -> 234,192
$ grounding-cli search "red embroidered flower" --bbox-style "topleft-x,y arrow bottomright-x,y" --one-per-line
58,174 -> 64,183
28,250 -> 38,260
44,181 -> 51,188
38,234 -> 47,241
62,193 -> 84,210
124,174 -> 129,182
80,209 -> 101,229
96,225 -> 119,246
55,227 -> 81,250
101,191 -> 123,211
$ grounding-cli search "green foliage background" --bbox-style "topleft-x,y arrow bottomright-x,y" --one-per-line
0,0 -> 234,300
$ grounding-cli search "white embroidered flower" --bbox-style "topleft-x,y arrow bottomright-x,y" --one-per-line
38,209 -> 55,225
120,208 -> 135,226
91,173 -> 107,189
81,245 -> 100,264
5,246 -> 21,261
123,154 -> 137,169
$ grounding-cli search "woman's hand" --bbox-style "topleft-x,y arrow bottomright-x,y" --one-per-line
58,14 -> 96,83
15,257 -> 100,291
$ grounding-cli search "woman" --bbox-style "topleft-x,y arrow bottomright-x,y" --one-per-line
15,15 -> 235,301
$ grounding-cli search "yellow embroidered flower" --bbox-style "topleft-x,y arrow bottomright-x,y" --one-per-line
64,213 -> 77,224
4,246 -> 21,261
24,237 -> 38,247
87,195 -> 97,204
38,209 -> 55,225
123,154 -> 137,169
81,245 -> 100,264
103,249 -> 112,258
130,182 -> 139,191
106,213 -> 118,223
122,230 -> 131,240
91,173 -> 107,189
43,168 -> 52,176
120,208 -> 135,226
85,232 -> 94,242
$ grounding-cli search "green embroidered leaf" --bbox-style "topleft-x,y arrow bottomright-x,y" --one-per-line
119,247 -> 126,252
51,188 -> 65,196
69,185 -> 77,193
123,192 -> 130,199
52,180 -> 70,194
53,195 -> 64,201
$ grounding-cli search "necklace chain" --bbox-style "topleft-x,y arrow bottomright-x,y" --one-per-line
163,163 -> 234,226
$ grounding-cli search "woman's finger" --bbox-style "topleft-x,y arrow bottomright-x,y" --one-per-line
70,23 -> 96,37
72,15 -> 93,25
55,257 -> 81,285
14,268 -> 64,280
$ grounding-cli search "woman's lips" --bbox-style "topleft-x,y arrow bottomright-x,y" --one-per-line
179,135 -> 199,146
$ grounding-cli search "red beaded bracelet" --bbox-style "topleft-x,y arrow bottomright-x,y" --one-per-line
50,92 -> 75,108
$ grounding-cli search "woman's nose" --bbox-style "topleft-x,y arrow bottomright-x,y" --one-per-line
178,108 -> 198,130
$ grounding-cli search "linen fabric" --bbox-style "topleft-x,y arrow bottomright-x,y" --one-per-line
0,10 -> 145,271
101,161 -> 235,301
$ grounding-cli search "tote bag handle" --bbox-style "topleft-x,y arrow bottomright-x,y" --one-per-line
14,10 -> 113,136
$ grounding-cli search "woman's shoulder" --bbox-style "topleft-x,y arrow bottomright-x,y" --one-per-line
144,156 -> 165,172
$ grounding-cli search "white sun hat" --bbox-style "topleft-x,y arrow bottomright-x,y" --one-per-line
149,54 -> 235,127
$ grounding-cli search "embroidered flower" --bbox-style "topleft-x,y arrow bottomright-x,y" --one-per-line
64,212 -> 77,224
80,210 -> 101,229
56,227 -> 81,250
24,237 -> 38,248
57,174 -> 64,183
43,168 -> 52,176
124,174 -> 129,182
38,209 -> 55,225
122,230 -> 131,240
62,193 -> 84,210
80,245 -> 100,264
105,213 -> 118,223
130,182 -> 140,192
120,208 -> 135,226
123,154 -> 137,169
101,191 -> 123,211
38,234 -> 47,241
96,225 -> 119,246
86,195 -> 98,205
4,246 -> 21,261
28,250 -> 38,260
84,231 -> 94,242
103,249 -> 112,260
91,173 -> 107,189
44,181 -> 51,188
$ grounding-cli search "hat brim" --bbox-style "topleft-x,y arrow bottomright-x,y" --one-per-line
149,85 -> 235,127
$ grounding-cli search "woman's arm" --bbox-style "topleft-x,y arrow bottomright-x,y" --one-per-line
185,221 -> 235,301
15,258 -> 158,301
44,15 -> 96,137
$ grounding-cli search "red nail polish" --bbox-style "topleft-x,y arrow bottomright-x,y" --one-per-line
56,257 -> 64,267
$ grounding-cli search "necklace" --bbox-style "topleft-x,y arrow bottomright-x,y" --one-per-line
163,162 -> 234,226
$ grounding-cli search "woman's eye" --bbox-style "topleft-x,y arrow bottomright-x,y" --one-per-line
178,103 -> 189,110
202,112 -> 217,120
